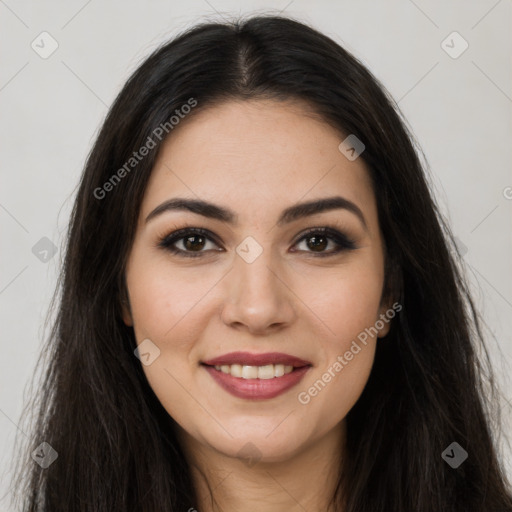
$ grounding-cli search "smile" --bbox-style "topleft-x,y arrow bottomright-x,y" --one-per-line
202,364 -> 311,400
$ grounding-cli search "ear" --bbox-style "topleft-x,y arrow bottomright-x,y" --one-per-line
376,301 -> 393,338
120,287 -> 133,326
375,278 -> 398,339
122,300 -> 133,327
376,252 -> 402,338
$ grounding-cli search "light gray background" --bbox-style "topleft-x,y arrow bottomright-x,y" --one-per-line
1,0 -> 511,508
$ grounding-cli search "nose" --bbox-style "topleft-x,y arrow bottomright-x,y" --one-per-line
220,249 -> 296,335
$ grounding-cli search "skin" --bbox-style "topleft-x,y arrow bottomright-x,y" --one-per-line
123,98 -> 393,512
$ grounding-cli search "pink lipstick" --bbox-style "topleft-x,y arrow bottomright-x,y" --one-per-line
202,351 -> 311,400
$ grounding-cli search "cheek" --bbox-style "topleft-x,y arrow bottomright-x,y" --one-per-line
125,257 -> 215,432
292,256 -> 383,423
328,278 -> 383,344
124,253 -> 217,403
293,254 -> 385,346
126,252 -> 220,344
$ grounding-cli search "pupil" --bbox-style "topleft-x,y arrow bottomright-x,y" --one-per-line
184,235 -> 205,251
307,235 -> 327,252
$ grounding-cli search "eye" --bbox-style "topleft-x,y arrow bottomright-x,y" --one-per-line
158,228 -> 223,258
291,227 -> 357,257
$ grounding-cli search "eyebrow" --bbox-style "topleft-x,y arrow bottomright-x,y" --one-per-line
145,196 -> 368,231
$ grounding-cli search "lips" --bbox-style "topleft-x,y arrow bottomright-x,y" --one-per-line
201,351 -> 312,400
203,365 -> 310,399
202,351 -> 311,368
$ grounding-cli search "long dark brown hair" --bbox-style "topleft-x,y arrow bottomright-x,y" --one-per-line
10,14 -> 512,512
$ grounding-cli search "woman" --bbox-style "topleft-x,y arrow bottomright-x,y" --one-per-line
12,14 -> 512,512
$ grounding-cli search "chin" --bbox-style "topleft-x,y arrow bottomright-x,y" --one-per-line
204,426 -> 309,465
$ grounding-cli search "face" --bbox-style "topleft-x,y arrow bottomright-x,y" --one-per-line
123,99 -> 392,464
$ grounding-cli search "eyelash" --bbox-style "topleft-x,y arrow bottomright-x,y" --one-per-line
157,226 -> 357,258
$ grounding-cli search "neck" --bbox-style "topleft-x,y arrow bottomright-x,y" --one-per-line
178,422 -> 346,512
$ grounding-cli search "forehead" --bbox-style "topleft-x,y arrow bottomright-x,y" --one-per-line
141,99 -> 376,225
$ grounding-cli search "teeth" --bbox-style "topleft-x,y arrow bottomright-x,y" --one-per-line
212,363 -> 296,379
242,365 -> 258,379
257,364 -> 274,380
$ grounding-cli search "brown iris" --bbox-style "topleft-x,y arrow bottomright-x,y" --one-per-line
184,235 -> 206,251
306,235 -> 328,252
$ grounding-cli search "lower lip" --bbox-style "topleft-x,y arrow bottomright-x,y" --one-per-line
202,364 -> 311,400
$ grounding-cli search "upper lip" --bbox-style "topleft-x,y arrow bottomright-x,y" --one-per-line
202,351 -> 311,368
